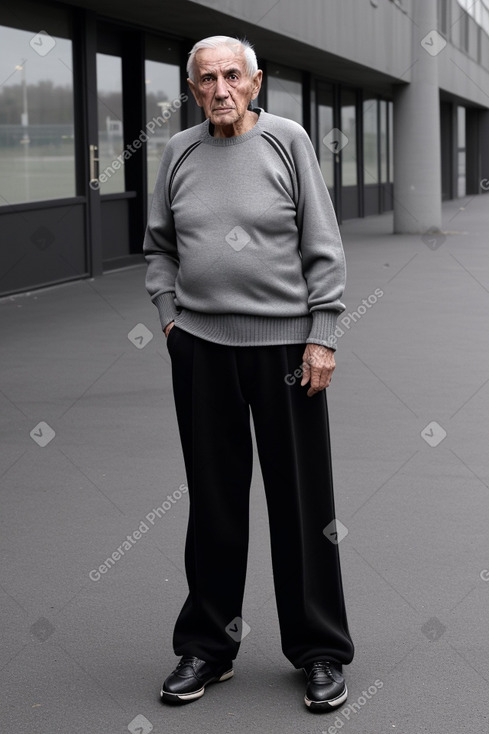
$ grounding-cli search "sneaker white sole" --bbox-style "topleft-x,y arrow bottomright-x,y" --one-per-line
305,685 -> 348,710
160,668 -> 234,704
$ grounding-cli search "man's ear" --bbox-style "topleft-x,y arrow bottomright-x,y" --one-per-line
187,78 -> 203,108
251,69 -> 263,100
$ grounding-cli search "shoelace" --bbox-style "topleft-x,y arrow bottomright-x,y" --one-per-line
176,656 -> 198,671
309,661 -> 334,682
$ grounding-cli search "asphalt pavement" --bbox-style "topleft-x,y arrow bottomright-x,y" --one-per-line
1,194 -> 489,733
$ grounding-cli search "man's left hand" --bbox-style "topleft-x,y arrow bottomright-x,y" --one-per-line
301,344 -> 336,397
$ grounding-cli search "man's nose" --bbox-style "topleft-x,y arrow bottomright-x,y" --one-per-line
215,75 -> 229,98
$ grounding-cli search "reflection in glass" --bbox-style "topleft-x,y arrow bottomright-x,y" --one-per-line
96,53 -> 125,194
341,91 -> 357,187
0,25 -> 75,205
388,101 -> 394,184
363,98 -> 378,185
267,63 -> 303,125
457,106 -> 466,197
145,60 -> 181,200
380,100 -> 388,183
317,83 -> 334,190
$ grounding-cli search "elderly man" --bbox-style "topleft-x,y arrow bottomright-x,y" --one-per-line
143,35 -> 354,712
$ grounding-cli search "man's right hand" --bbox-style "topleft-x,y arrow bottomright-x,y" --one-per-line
164,321 -> 175,338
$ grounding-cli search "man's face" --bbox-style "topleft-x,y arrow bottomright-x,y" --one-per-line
188,45 -> 262,131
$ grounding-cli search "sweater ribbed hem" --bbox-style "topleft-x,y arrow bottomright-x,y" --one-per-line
174,310 -> 312,347
153,299 -> 341,348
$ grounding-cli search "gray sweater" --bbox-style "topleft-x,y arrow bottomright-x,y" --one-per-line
143,108 -> 346,348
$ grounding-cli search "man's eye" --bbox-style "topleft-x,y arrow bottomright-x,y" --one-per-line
228,74 -> 238,81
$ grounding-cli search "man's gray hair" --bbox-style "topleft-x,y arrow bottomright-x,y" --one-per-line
187,36 -> 258,82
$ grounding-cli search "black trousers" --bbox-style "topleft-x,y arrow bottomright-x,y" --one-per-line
166,326 -> 354,669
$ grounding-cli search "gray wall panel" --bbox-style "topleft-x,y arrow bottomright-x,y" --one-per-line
191,0 -> 414,80
438,43 -> 489,109
101,198 -> 130,263
0,203 -> 87,296
60,0 -> 489,108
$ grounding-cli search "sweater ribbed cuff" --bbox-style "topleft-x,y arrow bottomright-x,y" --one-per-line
153,292 -> 178,331
306,310 -> 340,350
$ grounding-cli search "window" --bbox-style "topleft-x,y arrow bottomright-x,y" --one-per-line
267,63 -> 303,125
145,37 -> 182,208
0,24 -> 75,205
388,101 -> 394,184
145,53 -> 182,207
363,98 -> 378,185
457,0 -> 489,35
460,9 -> 470,51
317,83 -> 335,189
96,53 -> 125,194
457,106 -> 466,197
438,0 -> 450,36
380,100 -> 388,183
341,90 -> 357,187
145,60 -> 181,191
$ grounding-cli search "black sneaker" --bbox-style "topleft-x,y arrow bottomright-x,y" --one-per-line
303,661 -> 347,711
160,656 -> 234,704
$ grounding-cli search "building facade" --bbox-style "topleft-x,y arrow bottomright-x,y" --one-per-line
0,0 -> 488,296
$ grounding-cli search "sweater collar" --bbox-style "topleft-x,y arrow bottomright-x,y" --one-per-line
203,107 -> 264,146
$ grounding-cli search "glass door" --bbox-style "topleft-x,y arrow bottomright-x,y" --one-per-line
96,52 -> 126,196
316,81 -> 337,211
340,88 -> 359,219
145,36 -> 183,212
94,24 -> 137,269
90,26 -> 185,269
363,96 -> 380,216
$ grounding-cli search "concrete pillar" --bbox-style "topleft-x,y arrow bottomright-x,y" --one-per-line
393,0 -> 442,233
